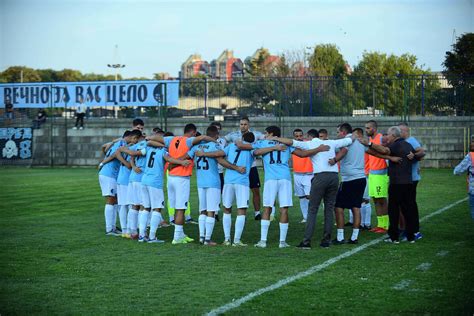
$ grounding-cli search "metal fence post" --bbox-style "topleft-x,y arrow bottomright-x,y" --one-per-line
421,74 -> 425,116
309,76 -> 313,116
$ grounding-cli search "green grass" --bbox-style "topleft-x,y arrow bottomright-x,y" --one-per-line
0,168 -> 473,315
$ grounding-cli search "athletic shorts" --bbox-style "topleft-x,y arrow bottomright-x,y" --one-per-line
167,175 -> 190,210
263,179 -> 293,208
128,181 -> 143,206
222,183 -> 250,209
368,173 -> 389,198
198,187 -> 221,212
293,173 -> 312,197
335,177 -> 367,209
249,166 -> 261,189
99,175 -> 117,197
141,185 -> 165,210
117,184 -> 130,206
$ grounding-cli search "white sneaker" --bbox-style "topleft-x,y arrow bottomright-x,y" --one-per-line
79,127 -> 84,130
279,241 -> 290,248
148,238 -> 165,243
73,127 -> 77,130
222,240 -> 231,246
300,219 -> 307,223
232,240 -> 248,247
105,230 -> 121,237
138,236 -> 149,243
254,240 -> 267,248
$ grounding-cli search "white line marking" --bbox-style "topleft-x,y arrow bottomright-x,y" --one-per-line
393,279 -> 413,290
436,250 -> 449,257
416,262 -> 432,271
205,197 -> 468,316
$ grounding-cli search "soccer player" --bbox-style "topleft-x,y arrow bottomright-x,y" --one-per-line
353,127 -> 372,230
210,121 -> 227,222
187,125 -> 245,245
98,130 -> 141,236
140,135 -> 191,243
365,120 -> 389,233
330,123 -> 367,244
453,136 -> 474,220
292,129 -> 313,223
225,116 -> 265,220
147,123 -> 215,244
318,129 -> 329,140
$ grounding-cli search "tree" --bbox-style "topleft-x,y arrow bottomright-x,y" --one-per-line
309,44 -> 346,77
0,66 -> 41,83
56,69 -> 83,82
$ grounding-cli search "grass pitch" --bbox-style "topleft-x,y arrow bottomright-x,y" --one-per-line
0,168 -> 473,315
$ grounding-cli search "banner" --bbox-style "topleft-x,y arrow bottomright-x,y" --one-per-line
0,128 -> 33,160
0,80 -> 179,108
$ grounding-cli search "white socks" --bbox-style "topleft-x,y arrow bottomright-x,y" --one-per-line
362,203 -> 372,226
104,204 -> 115,232
199,214 -> 207,238
260,220 -> 270,241
138,210 -> 149,238
223,213 -> 232,241
173,224 -> 184,241
279,222 -> 288,242
127,208 -> 139,235
337,228 -> 344,241
349,210 -> 354,224
351,228 -> 360,241
205,216 -> 216,241
234,215 -> 246,243
299,198 -> 309,220
119,205 -> 128,234
149,211 -> 163,240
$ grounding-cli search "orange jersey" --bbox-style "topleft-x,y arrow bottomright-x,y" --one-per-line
292,155 -> 313,173
368,133 -> 388,171
364,152 -> 370,175
168,136 -> 194,177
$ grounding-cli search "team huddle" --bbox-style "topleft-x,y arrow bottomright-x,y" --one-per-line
98,117 -> 425,249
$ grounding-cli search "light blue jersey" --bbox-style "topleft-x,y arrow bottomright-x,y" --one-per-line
188,141 -> 222,189
116,150 -> 131,185
405,136 -> 422,182
129,140 -> 148,183
141,146 -> 168,189
224,143 -> 254,186
99,140 -> 125,179
254,140 -> 295,181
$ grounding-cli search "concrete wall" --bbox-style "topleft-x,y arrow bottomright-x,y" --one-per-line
27,116 -> 473,168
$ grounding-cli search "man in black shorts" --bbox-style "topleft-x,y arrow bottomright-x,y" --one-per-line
225,116 -> 264,220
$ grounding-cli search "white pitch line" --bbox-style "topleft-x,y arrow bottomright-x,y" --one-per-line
205,197 -> 468,316
416,262 -> 432,271
393,279 -> 413,290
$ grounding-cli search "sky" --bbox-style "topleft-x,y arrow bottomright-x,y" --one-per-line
0,0 -> 473,78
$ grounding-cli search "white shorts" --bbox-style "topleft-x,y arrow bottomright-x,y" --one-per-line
99,175 -> 117,197
363,176 -> 369,200
293,173 -> 312,197
117,184 -> 130,205
263,179 -> 293,208
128,182 -> 143,206
141,185 -> 165,210
167,175 -> 190,210
222,183 -> 250,209
198,187 -> 221,212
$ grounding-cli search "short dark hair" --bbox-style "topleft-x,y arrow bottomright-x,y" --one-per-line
366,120 -> 378,129
210,121 -> 222,129
163,131 -> 174,137
122,130 -> 132,138
242,131 -> 255,143
240,116 -> 250,122
152,127 -> 164,133
353,127 -> 363,135
195,131 -> 202,137
338,122 -> 352,134
206,125 -> 219,138
129,129 -> 142,138
132,118 -> 144,127
307,129 -> 319,138
293,128 -> 303,134
184,123 -> 197,134
319,128 -> 328,135
265,125 -> 281,137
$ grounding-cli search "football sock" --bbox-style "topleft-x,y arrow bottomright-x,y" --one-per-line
205,216 -> 216,241
127,208 -> 138,234
351,228 -> 360,241
381,215 -> 389,230
138,210 -> 149,238
364,203 -> 372,226
112,204 -> 118,229
279,222 -> 288,242
260,220 -> 270,242
337,228 -> 344,241
349,210 -> 353,224
234,215 -> 246,243
376,215 -> 383,228
299,198 -> 309,220
119,205 -> 128,234
174,225 -> 184,241
146,211 -> 152,227
199,214 -> 207,238
223,213 -> 232,241
104,204 -> 115,232
149,212 -> 162,240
